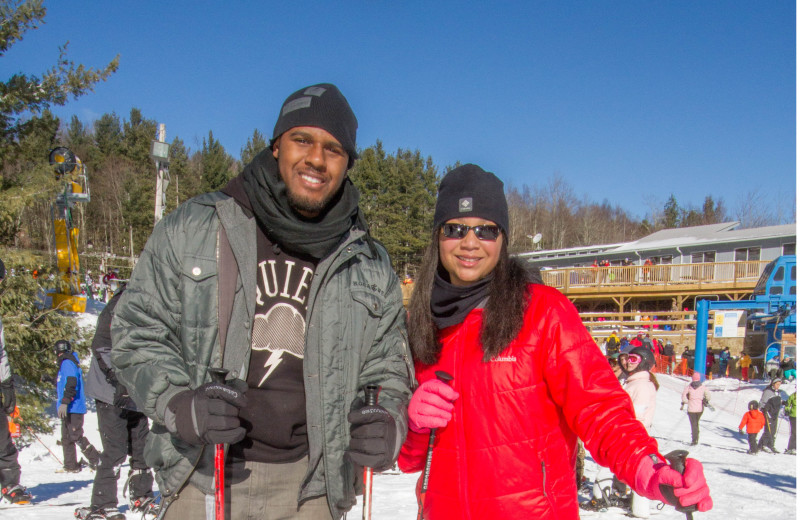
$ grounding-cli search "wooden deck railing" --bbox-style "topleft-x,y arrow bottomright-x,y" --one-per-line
579,310 -> 703,344
540,260 -> 769,292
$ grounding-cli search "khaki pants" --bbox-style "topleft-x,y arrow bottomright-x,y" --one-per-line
164,458 -> 334,520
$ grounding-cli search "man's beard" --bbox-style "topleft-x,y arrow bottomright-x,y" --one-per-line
286,189 -> 336,219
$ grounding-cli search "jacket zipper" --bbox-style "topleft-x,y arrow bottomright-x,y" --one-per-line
454,325 -> 470,520
304,239 -> 362,514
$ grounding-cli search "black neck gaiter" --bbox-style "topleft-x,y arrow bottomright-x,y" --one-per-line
430,271 -> 493,329
240,150 -> 360,260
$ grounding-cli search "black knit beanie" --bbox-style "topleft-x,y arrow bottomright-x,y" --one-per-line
270,83 -> 358,168
433,164 -> 509,236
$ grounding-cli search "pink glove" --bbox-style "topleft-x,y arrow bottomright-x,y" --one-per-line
407,379 -> 459,433
634,455 -> 713,512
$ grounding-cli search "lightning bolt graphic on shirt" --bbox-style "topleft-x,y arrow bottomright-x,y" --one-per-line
259,348 -> 284,387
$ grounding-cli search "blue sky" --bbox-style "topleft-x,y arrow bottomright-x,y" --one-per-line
5,1 -> 796,220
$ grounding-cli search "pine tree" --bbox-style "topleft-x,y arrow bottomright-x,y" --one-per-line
240,129 -> 268,166
350,142 -> 439,276
663,194 -> 680,228
200,131 -> 234,193
0,249 -> 85,432
0,0 -> 119,159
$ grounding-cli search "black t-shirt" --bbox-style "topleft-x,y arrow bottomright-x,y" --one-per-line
230,228 -> 316,463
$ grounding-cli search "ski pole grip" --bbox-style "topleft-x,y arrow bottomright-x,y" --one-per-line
661,450 -> 697,519
365,384 -> 380,406
209,368 -> 229,384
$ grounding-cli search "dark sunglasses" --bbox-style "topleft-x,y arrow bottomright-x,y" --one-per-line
441,223 -> 501,241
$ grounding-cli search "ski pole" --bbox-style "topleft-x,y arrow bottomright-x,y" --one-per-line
23,424 -> 63,466
416,370 -> 453,520
660,450 -> 697,520
362,384 -> 381,520
208,368 -> 229,520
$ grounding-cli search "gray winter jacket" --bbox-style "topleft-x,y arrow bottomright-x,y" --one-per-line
111,192 -> 413,518
0,318 -> 10,384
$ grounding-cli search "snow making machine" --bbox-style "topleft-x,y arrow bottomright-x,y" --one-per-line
48,147 -> 90,312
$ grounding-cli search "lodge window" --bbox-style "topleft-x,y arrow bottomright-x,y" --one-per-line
783,243 -> 796,255
734,247 -> 760,262
691,251 -> 715,263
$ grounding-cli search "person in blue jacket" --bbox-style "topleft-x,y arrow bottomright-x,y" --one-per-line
55,340 -> 100,472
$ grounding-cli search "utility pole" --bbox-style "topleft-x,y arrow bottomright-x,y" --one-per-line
151,124 -> 171,225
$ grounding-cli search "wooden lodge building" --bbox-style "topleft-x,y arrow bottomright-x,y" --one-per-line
516,222 -> 797,346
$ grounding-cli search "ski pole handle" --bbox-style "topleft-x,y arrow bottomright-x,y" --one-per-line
661,450 -> 696,520
209,368 -> 229,520
417,371 -> 453,520
361,384 -> 381,520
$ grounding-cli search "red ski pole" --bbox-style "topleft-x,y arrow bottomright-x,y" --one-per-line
23,424 -> 62,466
416,370 -> 453,520
208,368 -> 229,520
361,384 -> 381,520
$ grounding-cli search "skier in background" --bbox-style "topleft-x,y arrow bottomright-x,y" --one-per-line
681,373 -> 712,446
620,347 -> 659,518
757,378 -> 783,454
784,391 -> 796,455
738,401 -> 765,455
55,340 -> 100,473
0,259 -> 32,505
75,285 -> 156,520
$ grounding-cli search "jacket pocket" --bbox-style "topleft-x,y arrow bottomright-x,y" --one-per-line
351,288 -> 384,318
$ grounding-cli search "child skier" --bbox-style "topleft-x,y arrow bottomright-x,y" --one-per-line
739,400 -> 766,454
55,340 -> 100,472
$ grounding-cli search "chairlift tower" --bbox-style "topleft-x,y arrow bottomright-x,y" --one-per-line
151,123 -> 170,225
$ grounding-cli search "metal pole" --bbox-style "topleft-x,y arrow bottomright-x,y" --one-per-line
694,299 -> 709,380
154,124 -> 170,225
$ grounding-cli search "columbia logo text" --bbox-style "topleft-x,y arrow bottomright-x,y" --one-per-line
490,355 -> 517,363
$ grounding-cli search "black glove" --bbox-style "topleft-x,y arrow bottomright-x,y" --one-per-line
166,379 -> 248,445
58,403 -> 69,419
346,404 -> 397,472
0,379 -> 15,415
113,383 -> 136,410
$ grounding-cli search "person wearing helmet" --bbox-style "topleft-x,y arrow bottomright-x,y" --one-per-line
681,372 -> 712,445
55,340 -> 100,472
738,401 -> 766,454
620,346 -> 659,518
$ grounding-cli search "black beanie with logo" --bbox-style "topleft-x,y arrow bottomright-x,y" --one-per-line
433,164 -> 509,236
270,83 -> 359,168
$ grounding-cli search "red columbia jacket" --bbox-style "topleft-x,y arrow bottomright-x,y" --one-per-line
398,284 -> 659,520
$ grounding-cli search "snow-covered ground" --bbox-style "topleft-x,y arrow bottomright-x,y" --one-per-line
4,309 -> 797,518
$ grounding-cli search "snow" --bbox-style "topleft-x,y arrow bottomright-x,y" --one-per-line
6,310 -> 797,518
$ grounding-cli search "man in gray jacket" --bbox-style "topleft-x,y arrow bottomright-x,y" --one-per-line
111,83 -> 413,519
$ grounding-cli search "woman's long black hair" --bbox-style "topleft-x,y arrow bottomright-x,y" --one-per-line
407,229 -> 534,365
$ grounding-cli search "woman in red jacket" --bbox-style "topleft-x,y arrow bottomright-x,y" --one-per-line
398,164 -> 713,520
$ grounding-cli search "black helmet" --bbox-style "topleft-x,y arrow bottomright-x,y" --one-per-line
748,400 -> 759,411
623,347 -> 656,373
54,339 -> 72,355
